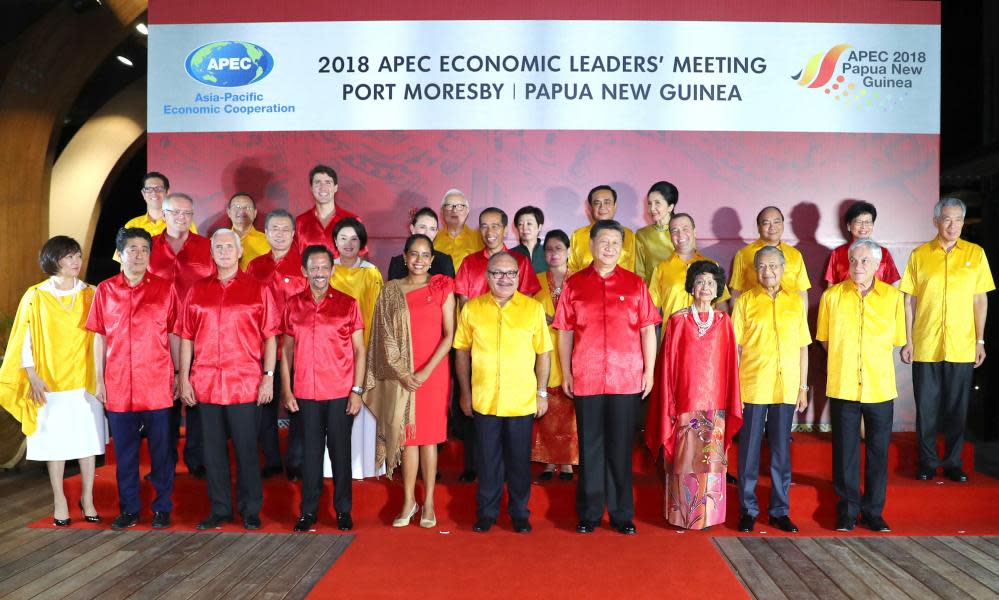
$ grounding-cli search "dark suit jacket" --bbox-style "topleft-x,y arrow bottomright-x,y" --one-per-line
387,251 -> 456,280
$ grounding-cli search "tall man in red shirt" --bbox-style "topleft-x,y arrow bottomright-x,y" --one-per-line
295,164 -> 360,256
147,192 -> 215,478
281,245 -> 366,533
553,220 -> 661,535
88,228 -> 179,531
248,208 -> 308,480
178,229 -> 280,531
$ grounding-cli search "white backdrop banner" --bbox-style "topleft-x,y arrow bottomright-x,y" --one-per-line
148,20 -> 940,134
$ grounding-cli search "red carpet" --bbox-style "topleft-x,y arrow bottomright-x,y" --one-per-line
29,432 -> 999,599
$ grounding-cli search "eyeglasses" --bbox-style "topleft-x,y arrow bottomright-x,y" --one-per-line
488,270 -> 519,280
163,208 -> 194,218
142,186 -> 166,194
443,203 -> 468,211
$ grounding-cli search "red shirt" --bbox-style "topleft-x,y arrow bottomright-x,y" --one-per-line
454,247 -> 541,300
294,206 -> 361,257
179,271 -> 281,405
148,232 -> 216,302
552,265 -> 661,396
248,249 -> 308,361
85,272 -> 178,412
282,288 -> 364,400
823,242 -> 901,285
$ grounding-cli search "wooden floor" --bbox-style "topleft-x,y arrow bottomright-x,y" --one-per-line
0,467 -> 352,600
716,536 -> 999,599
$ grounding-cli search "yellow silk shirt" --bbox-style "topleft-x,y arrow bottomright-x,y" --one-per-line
899,238 -> 995,363
453,292 -> 552,417
123,213 -> 198,236
535,274 -> 563,388
635,224 -> 675,284
567,224 -> 637,273
239,226 -> 271,271
648,251 -> 731,320
330,262 -> 384,345
434,224 -> 484,271
732,286 -> 811,405
729,240 -> 811,293
816,279 -> 906,403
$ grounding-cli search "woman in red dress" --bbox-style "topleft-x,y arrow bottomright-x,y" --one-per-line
365,234 -> 455,529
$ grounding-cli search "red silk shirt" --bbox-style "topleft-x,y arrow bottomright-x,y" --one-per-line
148,232 -> 216,302
823,242 -> 901,285
454,247 -> 541,300
178,271 -> 281,405
282,288 -> 364,400
552,265 -> 661,396
294,206 -> 361,257
85,272 -> 178,412
247,249 -> 307,360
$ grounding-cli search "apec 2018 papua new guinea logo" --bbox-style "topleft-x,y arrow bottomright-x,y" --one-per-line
185,41 -> 274,87
791,43 -> 926,110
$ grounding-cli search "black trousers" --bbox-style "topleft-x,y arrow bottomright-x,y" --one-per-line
299,398 -> 353,516
107,408 -> 174,515
200,402 -> 262,518
259,364 -> 305,469
448,351 -> 477,472
912,361 -> 973,470
170,400 -> 203,471
575,393 -> 640,523
473,412 -> 534,521
737,403 -> 795,518
830,398 -> 893,520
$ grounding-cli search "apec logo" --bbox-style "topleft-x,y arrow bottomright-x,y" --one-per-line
185,41 -> 274,87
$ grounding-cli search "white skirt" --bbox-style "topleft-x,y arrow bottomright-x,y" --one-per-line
26,389 -> 107,461
324,403 -> 385,480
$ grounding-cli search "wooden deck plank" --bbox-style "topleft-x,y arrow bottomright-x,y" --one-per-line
281,535 -> 354,600
711,538 -> 787,600
120,532 -> 242,600
764,538 -> 849,600
61,532 -> 196,600
892,537 -> 995,598
187,534 -> 291,600
0,529 -> 97,581
792,538 -> 879,600
949,537 -> 999,570
22,534 -> 148,600
99,532 -> 220,600
740,538 -> 818,599
251,534 -> 349,600
818,539 -> 912,600
855,538 -> 971,600
220,534 -> 312,600
932,538 -> 999,586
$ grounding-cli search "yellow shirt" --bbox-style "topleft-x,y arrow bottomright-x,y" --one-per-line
648,251 -> 731,320
729,240 -> 811,293
330,262 -> 384,345
567,224 -> 637,274
435,224 -> 484,271
452,291 -> 552,416
732,286 -> 811,405
116,214 -> 198,262
535,274 -> 563,388
239,226 -> 271,271
634,224 -> 675,284
816,279 -> 906,403
898,238 -> 995,363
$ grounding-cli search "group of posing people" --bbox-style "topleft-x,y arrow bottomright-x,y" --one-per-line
0,165 -> 993,538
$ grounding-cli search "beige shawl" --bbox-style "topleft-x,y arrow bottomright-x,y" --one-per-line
362,279 -> 415,477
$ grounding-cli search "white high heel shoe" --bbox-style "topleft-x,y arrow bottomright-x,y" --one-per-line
393,503 -> 419,527
419,507 -> 437,529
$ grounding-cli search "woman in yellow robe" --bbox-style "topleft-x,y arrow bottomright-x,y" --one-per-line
635,181 -> 678,283
329,218 -> 385,480
0,236 -> 106,526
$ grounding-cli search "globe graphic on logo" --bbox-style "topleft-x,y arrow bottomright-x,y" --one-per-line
186,41 -> 274,87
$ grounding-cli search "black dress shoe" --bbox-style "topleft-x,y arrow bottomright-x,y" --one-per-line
610,520 -> 637,535
111,512 -> 139,530
260,465 -> 283,479
151,512 -> 171,529
196,514 -> 233,530
458,470 -> 477,483
859,514 -> 891,532
243,514 -> 262,530
726,473 -> 738,485
286,467 -> 302,482
576,520 -> 597,534
79,500 -> 101,523
294,514 -> 317,532
336,512 -> 353,531
472,517 -> 495,533
737,513 -> 755,532
768,515 -> 799,533
189,465 -> 207,479
53,517 -> 72,527
943,468 -> 969,482
835,515 -> 855,532
916,466 -> 935,481
536,470 -> 554,482
512,518 -> 532,533
558,471 -> 573,481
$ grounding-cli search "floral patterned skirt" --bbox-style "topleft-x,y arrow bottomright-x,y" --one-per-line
665,410 -> 728,530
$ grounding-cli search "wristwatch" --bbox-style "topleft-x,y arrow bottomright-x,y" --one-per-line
351,385 -> 364,395
263,370 -> 274,377
537,390 -> 549,398
799,385 -> 809,392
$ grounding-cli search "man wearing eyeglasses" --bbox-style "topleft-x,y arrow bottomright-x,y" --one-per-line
226,193 -> 270,270
124,172 -> 198,236
434,188 -> 484,271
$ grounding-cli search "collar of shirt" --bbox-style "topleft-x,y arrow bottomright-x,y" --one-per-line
930,236 -> 965,253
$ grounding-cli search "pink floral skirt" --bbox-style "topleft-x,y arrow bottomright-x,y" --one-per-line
665,410 -> 728,530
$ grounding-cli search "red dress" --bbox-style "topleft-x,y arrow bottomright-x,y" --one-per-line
405,274 -> 453,445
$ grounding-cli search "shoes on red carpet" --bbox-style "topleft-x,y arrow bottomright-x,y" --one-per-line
294,514 -> 317,532
336,511 -> 353,531
53,517 -> 72,527
458,470 -> 477,483
286,467 -> 302,482
610,520 -> 637,535
473,517 -> 495,533
189,465 -> 207,479
859,514 -> 891,532
725,473 -> 737,485
243,514 -> 262,530
152,512 -> 171,529
768,515 -> 798,533
111,512 -> 138,530
835,514 -> 855,532
737,513 -> 755,532
512,518 -> 532,533
943,468 -> 968,482
196,514 -> 233,530
916,466 -> 935,481
261,465 -> 283,479
79,500 -> 101,523
558,471 -> 573,481
576,520 -> 597,534
536,470 -> 554,482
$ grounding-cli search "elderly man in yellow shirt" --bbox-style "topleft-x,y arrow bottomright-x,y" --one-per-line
817,239 -> 906,533
567,185 -> 637,273
899,197 -> 995,483
732,245 -> 810,534
729,206 -> 810,301
226,193 -> 271,270
454,252 -> 552,534
649,213 -> 730,319
434,188 -> 484,271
